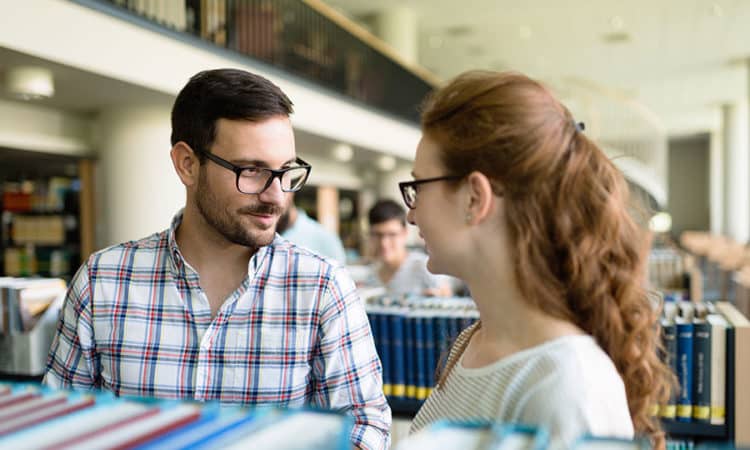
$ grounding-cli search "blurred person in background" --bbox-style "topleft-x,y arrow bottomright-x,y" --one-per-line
367,199 -> 453,298
277,193 -> 347,264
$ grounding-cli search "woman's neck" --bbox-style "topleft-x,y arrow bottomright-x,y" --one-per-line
461,257 -> 583,365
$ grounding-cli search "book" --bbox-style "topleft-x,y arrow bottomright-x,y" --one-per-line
378,311 -> 392,396
659,319 -> 677,419
675,318 -> 694,422
390,311 -> 407,398
691,319 -> 711,422
705,313 -> 728,425
404,314 -> 416,399
413,314 -> 428,400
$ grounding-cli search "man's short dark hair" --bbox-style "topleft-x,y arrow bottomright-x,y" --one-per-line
171,68 -> 294,161
368,199 -> 406,227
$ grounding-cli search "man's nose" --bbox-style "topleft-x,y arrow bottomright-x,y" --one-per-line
258,177 -> 286,206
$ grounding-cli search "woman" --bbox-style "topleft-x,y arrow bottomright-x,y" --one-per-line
400,71 -> 671,448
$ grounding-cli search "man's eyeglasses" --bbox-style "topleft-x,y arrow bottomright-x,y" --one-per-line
398,175 -> 465,209
199,150 -> 311,195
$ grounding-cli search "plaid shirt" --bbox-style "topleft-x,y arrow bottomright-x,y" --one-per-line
44,211 -> 390,449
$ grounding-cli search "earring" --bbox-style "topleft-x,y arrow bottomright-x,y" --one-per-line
465,213 -> 473,223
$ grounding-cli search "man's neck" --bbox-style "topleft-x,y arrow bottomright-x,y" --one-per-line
176,206 -> 254,316
176,206 -> 254,272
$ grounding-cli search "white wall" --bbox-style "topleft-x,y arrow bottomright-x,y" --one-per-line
95,103 -> 183,246
0,99 -> 92,156
301,154 -> 364,191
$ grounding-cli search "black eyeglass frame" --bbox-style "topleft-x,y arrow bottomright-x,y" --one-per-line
198,149 -> 312,195
398,174 -> 465,209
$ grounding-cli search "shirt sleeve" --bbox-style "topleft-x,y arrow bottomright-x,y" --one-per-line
43,259 -> 98,390
311,265 -> 391,450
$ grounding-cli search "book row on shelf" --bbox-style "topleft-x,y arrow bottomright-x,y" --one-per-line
1,177 -> 81,279
395,420 -> 732,450
0,383 -> 353,450
1,382 -> 709,450
658,293 -> 728,425
362,290 -> 750,447
365,296 -> 478,402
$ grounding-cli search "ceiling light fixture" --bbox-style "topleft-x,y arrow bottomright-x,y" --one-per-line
376,155 -> 396,171
5,66 -> 55,100
711,3 -> 724,17
519,25 -> 532,40
609,16 -> 624,30
331,143 -> 353,162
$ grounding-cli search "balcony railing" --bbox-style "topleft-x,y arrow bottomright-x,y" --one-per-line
77,0 -> 437,124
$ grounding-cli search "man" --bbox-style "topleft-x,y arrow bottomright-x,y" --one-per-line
277,194 -> 347,263
44,69 -> 390,449
367,199 -> 453,297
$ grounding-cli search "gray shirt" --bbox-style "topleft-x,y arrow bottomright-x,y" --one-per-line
369,251 -> 451,298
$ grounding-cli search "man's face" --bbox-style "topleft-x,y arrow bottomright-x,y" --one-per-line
369,219 -> 408,265
194,116 -> 296,249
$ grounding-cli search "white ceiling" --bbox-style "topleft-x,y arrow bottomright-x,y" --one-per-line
325,0 -> 750,136
0,47 -> 173,115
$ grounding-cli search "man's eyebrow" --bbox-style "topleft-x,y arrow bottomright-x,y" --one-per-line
231,158 -> 297,168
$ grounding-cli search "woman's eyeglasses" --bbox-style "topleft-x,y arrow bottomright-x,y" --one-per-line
398,175 -> 465,209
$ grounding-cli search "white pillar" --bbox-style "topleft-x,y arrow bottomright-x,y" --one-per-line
95,103 -> 184,247
721,102 -> 750,242
371,6 -> 418,65
709,128 -> 723,235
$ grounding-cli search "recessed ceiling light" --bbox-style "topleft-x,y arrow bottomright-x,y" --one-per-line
519,25 -> 532,40
376,155 -> 396,171
5,66 -> 55,100
610,16 -> 624,30
711,3 -> 724,17
331,143 -> 353,162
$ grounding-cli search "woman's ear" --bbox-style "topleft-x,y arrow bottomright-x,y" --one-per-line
464,171 -> 496,225
170,142 -> 200,187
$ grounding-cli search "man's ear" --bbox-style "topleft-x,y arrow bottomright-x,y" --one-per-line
464,171 -> 495,225
170,142 -> 200,187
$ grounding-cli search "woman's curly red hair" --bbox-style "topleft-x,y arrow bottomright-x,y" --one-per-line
422,70 -> 672,445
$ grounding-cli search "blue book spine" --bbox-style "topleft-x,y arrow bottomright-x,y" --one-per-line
368,313 -> 383,382
390,313 -> 406,398
692,321 -> 711,422
414,316 -> 428,400
676,321 -> 694,422
435,313 -> 451,372
424,314 -> 436,391
404,315 -> 416,399
659,321 -> 677,419
379,312 -> 392,396
448,315 -> 461,341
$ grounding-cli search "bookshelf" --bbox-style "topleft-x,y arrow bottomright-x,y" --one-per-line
0,148 -> 95,280
363,289 -> 750,447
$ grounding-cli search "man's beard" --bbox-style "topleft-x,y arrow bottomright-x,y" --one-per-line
195,169 -> 282,248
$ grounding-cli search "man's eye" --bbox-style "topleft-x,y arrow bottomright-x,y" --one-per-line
241,168 -> 262,176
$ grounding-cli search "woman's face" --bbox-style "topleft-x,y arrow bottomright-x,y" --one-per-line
406,134 -> 466,276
